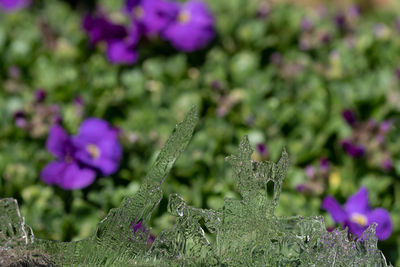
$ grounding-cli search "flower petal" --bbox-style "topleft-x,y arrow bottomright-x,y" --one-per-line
0,0 -> 30,12
367,208 -> 393,240
95,157 -> 119,176
40,161 -> 68,185
345,187 -> 369,214
321,196 -> 348,223
163,0 -> 215,52
59,163 -> 96,190
106,40 -> 138,65
75,118 -> 112,142
129,0 -> 179,36
46,125 -> 70,158
344,221 -> 367,238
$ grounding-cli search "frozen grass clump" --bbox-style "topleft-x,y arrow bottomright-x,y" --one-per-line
0,108 -> 390,266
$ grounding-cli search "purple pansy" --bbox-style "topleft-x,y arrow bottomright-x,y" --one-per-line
106,26 -> 140,64
83,13 -> 140,64
41,118 -> 122,190
82,13 -> 127,46
322,187 -> 393,240
163,0 -> 215,52
126,0 -> 179,36
0,0 -> 30,12
40,125 -> 96,190
72,118 -> 122,176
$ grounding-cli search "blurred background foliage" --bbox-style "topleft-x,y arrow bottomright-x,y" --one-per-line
1,0 -> 400,264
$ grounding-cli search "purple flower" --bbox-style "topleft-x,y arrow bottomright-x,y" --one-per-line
301,18 -> 313,31
126,0 -> 179,36
40,125 -> 96,190
395,18 -> 400,34
320,33 -> 332,44
342,109 -> 357,126
319,157 -> 330,173
295,184 -> 307,193
346,5 -> 361,20
82,13 -> 127,45
341,140 -> 365,158
74,96 -> 84,106
256,143 -> 268,156
395,67 -> 400,79
381,158 -> 393,172
211,80 -> 222,91
72,118 -> 122,176
129,220 -> 156,247
8,66 -> 20,79
34,89 -> 47,103
41,118 -> 122,190
0,0 -> 30,12
163,0 -> 215,52
270,52 -> 282,65
83,13 -> 140,65
106,26 -> 140,64
305,165 -> 316,179
379,120 -> 392,134
13,110 -> 27,128
366,119 -> 378,131
334,13 -> 347,31
322,187 -> 393,240
256,2 -> 270,19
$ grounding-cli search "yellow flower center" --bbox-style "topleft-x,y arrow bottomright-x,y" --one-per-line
350,213 -> 368,226
329,171 -> 341,189
178,10 -> 190,24
133,6 -> 144,19
86,144 -> 100,159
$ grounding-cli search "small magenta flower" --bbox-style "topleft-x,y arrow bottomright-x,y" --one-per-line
305,165 -> 316,179
342,109 -> 357,127
40,125 -> 96,190
322,187 -> 393,240
270,52 -> 282,65
163,0 -> 215,52
341,139 -> 365,158
256,143 -> 268,157
126,0 -> 179,36
300,18 -> 313,31
319,157 -> 330,173
379,120 -> 392,134
0,0 -> 30,12
72,118 -> 122,176
34,89 -> 47,103
381,158 -> 393,172
130,220 -> 156,247
13,110 -> 27,128
334,13 -> 347,31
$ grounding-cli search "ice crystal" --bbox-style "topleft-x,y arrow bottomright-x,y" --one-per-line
0,108 -> 391,266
